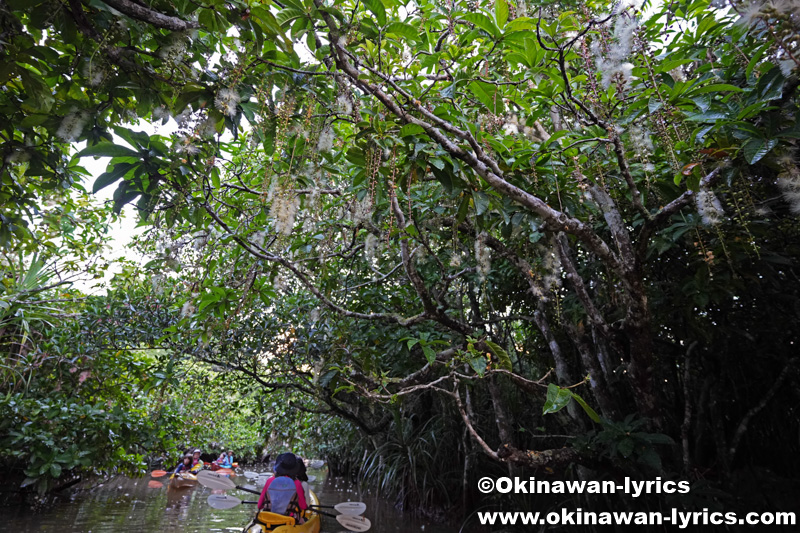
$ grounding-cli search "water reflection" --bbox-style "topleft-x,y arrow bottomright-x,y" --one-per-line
1,468 -> 455,533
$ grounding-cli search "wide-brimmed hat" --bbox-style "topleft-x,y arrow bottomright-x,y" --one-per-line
274,452 -> 301,477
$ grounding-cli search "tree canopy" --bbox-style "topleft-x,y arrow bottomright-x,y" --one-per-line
2,0 -> 800,511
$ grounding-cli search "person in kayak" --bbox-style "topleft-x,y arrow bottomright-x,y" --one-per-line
190,448 -> 204,471
221,450 -> 234,468
173,455 -> 193,475
212,450 -> 234,469
257,452 -> 307,523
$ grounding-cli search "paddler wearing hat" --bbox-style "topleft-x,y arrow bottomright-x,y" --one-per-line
256,453 -> 308,523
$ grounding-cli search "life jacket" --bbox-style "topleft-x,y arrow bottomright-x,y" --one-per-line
174,463 -> 190,474
221,455 -> 234,468
257,476 -> 307,514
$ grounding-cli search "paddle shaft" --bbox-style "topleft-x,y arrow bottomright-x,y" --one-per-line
237,484 -> 261,495
234,498 -> 336,518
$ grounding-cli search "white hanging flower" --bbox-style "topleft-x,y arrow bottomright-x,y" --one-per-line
56,110 -> 90,143
542,248 -> 563,291
159,33 -> 188,64
696,189 -> 725,225
173,135 -> 200,156
152,105 -> 171,125
215,88 -> 241,118
270,191 -> 300,236
594,14 -> 639,89
82,60 -> 107,87
336,94 -> 353,114
475,232 -> 491,281
449,251 -> 462,268
317,126 -> 335,152
364,233 -> 379,265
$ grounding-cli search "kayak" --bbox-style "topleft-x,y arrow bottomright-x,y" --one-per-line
169,472 -> 198,489
204,462 -> 239,472
243,491 -> 320,533
208,461 -> 239,470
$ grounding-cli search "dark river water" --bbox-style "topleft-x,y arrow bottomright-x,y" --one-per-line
0,468 -> 457,533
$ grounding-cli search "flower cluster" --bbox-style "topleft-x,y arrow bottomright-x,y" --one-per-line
542,245 -> 563,292
158,32 -> 189,65
592,14 -> 638,89
270,190 -> 300,236
152,105 -> 171,125
317,126 -> 335,152
56,110 -> 90,143
173,135 -> 200,156
696,189 -> 726,225
215,88 -> 241,118
81,60 -> 107,87
337,94 -> 353,114
475,232 -> 491,282
777,153 -> 800,214
364,233 -> 379,265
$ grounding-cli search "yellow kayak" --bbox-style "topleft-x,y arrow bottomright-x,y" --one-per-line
243,491 -> 320,533
169,472 -> 198,489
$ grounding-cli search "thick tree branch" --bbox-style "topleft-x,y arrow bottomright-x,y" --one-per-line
100,0 -> 199,31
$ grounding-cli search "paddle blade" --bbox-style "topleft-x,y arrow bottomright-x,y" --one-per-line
306,475 -> 317,483
207,494 -> 242,510
308,459 -> 325,469
148,480 -> 164,489
243,471 -> 260,479
337,515 -> 371,532
334,502 -> 367,516
197,470 -> 237,490
150,470 -> 168,478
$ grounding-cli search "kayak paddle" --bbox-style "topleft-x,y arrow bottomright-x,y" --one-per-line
208,494 -> 258,509
205,495 -> 371,532
197,469 -> 261,495
336,514 -> 372,532
309,501 -> 367,515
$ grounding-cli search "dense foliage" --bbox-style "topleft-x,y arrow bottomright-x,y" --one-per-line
3,0 -> 800,519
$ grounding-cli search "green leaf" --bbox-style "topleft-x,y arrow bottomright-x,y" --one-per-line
688,83 -> 743,96
422,345 -> 436,365
496,0 -> 509,28
472,190 -> 490,216
76,143 -> 139,159
469,354 -> 487,376
569,391 -> 601,423
742,138 -> 778,164
363,0 -> 386,26
468,81 -> 504,114
617,438 -> 635,457
461,13 -> 500,38
385,22 -> 420,42
542,383 -> 572,415
319,369 -> 339,387
93,163 -> 137,193
485,340 -> 512,371
400,123 -> 425,137
49,463 -> 62,478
